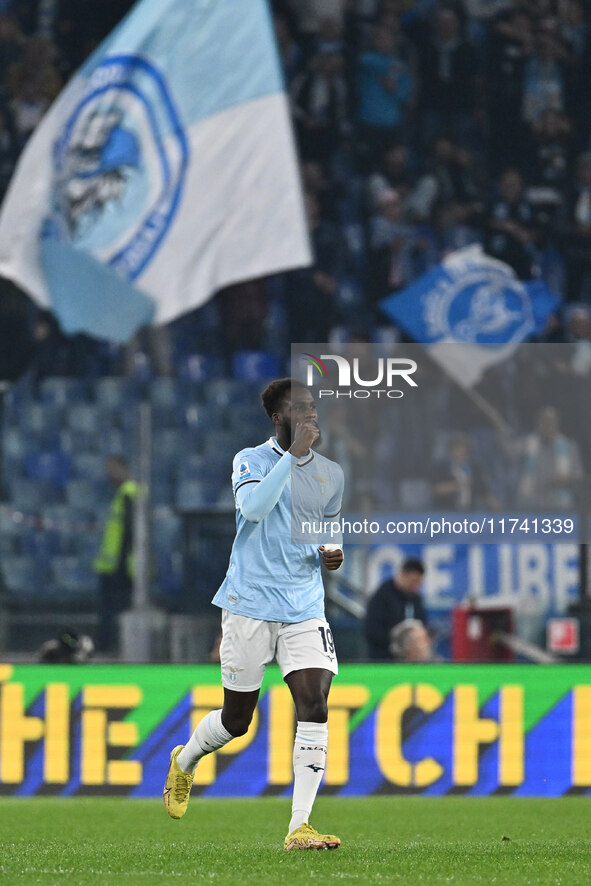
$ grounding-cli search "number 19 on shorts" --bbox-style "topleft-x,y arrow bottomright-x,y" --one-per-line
318,625 -> 335,655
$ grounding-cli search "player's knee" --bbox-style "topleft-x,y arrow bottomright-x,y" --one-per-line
297,696 -> 328,723
222,709 -> 253,737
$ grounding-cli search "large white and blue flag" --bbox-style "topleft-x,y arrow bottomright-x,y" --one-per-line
0,0 -> 310,341
381,245 -> 561,386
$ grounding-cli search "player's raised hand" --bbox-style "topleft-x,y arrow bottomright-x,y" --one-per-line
318,545 -> 344,570
290,420 -> 319,458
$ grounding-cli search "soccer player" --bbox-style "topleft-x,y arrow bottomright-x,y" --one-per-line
163,378 -> 345,850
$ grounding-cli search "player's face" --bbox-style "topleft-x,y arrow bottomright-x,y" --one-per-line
282,389 -> 321,444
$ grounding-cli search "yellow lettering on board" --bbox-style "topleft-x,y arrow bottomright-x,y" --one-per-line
454,685 -> 524,787
572,686 -> 591,786
376,684 -> 443,787
0,683 -> 44,783
44,684 -> 70,784
499,686 -> 524,786
268,686 -> 295,786
81,685 -> 143,786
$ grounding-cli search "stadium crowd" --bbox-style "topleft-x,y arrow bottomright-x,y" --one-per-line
0,0 -> 591,374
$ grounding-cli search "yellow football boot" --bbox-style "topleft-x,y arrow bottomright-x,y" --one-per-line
163,745 -> 193,820
284,822 -> 341,850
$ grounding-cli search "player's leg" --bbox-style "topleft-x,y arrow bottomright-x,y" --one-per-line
163,611 -> 274,819
278,618 -> 340,850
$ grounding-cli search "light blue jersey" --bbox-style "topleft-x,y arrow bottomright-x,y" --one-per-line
212,437 -> 344,623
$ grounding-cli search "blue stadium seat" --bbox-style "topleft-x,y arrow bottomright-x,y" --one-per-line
43,505 -> 99,555
66,404 -> 102,436
40,377 -> 88,407
1,556 -> 44,598
398,478 -> 432,510
97,428 -> 132,458
50,555 -> 98,596
94,377 -> 136,411
2,427 -> 26,478
23,447 -> 70,491
151,506 -> 183,596
152,429 -> 187,473
231,350 -> 281,382
19,403 -> 63,444
175,479 -> 208,510
66,479 -> 106,509
214,485 -> 236,510
71,452 -> 106,483
150,377 -> 180,408
10,478 -> 62,510
0,506 -> 26,555
21,526 -> 61,560
205,378 -> 254,408
149,476 -> 173,506
175,453 -> 207,482
177,353 -> 222,383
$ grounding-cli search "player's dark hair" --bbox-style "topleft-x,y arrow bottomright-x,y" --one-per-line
261,377 -> 306,419
401,557 -> 425,575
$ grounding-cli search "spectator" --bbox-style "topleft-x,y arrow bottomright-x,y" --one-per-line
561,151 -> 591,300
283,191 -> 343,343
517,405 -> 583,510
431,431 -> 499,511
365,141 -> 413,212
121,324 -> 173,378
0,13 -> 23,81
367,188 -> 432,302
93,456 -> 139,653
364,557 -> 427,660
521,25 -> 565,126
356,23 -> 413,163
416,7 -> 480,149
217,278 -> 269,365
6,33 -> 61,104
291,47 -> 349,163
523,108 -> 571,192
485,6 -> 534,170
9,76 -> 49,147
388,618 -> 435,662
302,159 -> 339,221
485,167 -> 537,278
406,135 -> 482,224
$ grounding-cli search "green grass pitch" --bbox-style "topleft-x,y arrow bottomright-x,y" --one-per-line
0,797 -> 589,885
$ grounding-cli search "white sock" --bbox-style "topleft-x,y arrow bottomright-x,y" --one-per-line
177,709 -> 234,774
288,721 -> 328,833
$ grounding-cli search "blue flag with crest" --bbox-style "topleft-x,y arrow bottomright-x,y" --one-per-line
381,245 -> 561,386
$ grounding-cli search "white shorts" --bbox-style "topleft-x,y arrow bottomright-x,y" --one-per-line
219,610 -> 339,692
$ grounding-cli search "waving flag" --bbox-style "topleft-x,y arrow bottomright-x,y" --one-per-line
0,0 -> 310,342
381,245 -> 560,386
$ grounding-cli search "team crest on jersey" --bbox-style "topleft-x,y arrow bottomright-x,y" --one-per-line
238,461 -> 251,479
42,54 -> 189,280
313,475 -> 329,494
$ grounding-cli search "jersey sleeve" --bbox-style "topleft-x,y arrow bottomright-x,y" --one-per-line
231,449 -> 268,496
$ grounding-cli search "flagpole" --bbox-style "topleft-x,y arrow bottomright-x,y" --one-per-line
455,383 -> 511,436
